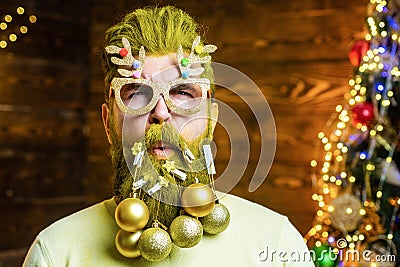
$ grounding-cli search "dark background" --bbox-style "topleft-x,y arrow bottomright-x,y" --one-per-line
0,0 -> 367,265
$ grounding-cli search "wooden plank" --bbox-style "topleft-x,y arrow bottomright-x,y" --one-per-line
0,152 -> 85,200
0,248 -> 27,267
0,110 -> 85,149
88,1 -> 366,65
0,0 -> 91,259
0,61 -> 88,108
0,201 -> 87,250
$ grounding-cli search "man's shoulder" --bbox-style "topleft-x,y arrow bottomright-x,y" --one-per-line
220,194 -> 290,227
220,193 -> 288,221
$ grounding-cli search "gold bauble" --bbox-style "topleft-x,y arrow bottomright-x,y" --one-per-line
181,183 -> 215,217
199,203 -> 230,234
115,198 -> 149,232
115,229 -> 142,258
169,215 -> 203,248
329,193 -> 362,232
138,227 -> 172,262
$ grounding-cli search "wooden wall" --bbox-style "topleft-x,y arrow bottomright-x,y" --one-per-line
0,0 -> 368,265
0,0 -> 90,265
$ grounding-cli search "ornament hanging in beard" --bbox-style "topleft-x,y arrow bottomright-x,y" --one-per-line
112,123 -> 213,228
109,122 -> 230,261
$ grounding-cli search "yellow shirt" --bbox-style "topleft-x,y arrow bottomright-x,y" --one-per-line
23,194 -> 314,267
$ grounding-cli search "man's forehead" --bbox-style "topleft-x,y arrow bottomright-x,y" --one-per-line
142,54 -> 180,81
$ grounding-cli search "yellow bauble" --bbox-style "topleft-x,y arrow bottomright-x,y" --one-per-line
138,228 -> 172,261
199,203 -> 230,234
169,215 -> 203,248
115,229 -> 142,258
115,198 -> 149,232
181,183 -> 215,217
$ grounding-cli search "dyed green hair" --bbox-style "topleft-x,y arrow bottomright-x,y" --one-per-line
101,6 -> 215,103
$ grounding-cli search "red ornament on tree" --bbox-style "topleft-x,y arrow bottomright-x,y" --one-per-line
348,40 -> 370,67
352,102 -> 374,126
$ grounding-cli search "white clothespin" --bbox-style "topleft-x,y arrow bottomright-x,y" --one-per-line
203,144 -> 216,175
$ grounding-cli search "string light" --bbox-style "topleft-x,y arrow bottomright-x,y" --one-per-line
16,7 -> 25,15
4,15 -> 12,23
0,40 -> 7,48
9,34 -> 17,42
310,160 -> 317,167
306,0 -> 400,253
0,7 -> 37,49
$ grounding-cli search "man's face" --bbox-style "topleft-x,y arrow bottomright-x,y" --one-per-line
102,53 -> 218,161
102,53 -> 218,226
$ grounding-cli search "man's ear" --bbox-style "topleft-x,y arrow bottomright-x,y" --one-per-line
210,102 -> 219,133
101,103 -> 113,144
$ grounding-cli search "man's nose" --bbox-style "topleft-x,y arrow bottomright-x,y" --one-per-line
149,95 -> 171,124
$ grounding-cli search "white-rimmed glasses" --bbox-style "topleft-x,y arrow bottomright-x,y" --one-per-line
110,77 -> 210,116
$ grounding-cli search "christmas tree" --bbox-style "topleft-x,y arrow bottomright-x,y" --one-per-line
305,0 -> 400,266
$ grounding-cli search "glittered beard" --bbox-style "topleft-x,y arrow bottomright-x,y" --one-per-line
108,113 -> 214,228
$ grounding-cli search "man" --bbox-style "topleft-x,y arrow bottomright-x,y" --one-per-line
23,6 -> 313,266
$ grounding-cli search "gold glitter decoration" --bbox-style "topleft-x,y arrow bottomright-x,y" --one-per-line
115,198 -> 150,232
115,229 -> 142,258
169,215 -> 203,248
138,227 -> 172,261
106,36 -> 216,116
105,37 -> 144,78
110,77 -> 209,116
176,36 -> 217,78
329,193 -> 362,232
199,203 -> 230,234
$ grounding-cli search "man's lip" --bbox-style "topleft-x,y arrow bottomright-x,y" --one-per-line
147,142 -> 176,158
148,141 -> 174,150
